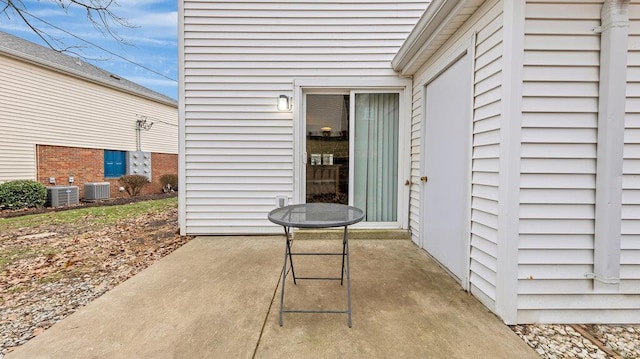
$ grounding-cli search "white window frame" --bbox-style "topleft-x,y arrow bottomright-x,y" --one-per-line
293,77 -> 412,229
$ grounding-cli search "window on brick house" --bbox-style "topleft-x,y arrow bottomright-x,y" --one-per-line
104,150 -> 126,178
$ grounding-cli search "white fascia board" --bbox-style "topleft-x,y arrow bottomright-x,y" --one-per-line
392,0 -> 471,75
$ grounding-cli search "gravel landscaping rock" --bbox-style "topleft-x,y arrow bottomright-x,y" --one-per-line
513,324 -> 640,358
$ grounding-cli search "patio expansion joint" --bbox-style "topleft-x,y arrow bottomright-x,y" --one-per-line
251,264 -> 283,359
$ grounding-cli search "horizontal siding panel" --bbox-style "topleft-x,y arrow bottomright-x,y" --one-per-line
471,209 -> 499,229
473,115 -> 500,133
185,162 -> 292,170
522,128 -> 597,143
472,158 -> 500,172
470,260 -> 497,286
523,66 -> 599,82
519,249 -> 593,264
523,81 -> 598,96
472,197 -> 499,215
622,204 -> 640,220
470,272 -> 497,301
525,3 -> 601,20
622,175 -> 640,188
518,294 -> 640,310
518,279 -> 592,294
184,46 -> 398,55
521,174 -> 595,189
621,250 -> 640,264
623,189 -> 640,204
472,130 -> 501,146
521,189 -> 595,204
185,53 -> 396,62
520,219 -> 594,235
522,97 -> 598,113
471,247 -> 498,272
472,143 -> 500,159
518,264 -> 593,280
521,143 -> 596,158
519,234 -> 593,250
620,266 -> 640,279
186,183 -> 291,191
474,86 -> 501,109
474,72 -> 501,96
524,19 -> 600,35
472,171 -> 499,186
520,158 -> 595,173
471,232 -> 498,255
471,223 -> 499,247
520,204 -> 594,220
622,220 -> 640,235
471,184 -> 499,200
524,35 -> 600,51
522,113 -> 597,128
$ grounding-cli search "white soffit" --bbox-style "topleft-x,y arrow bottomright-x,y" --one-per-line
392,0 -> 486,76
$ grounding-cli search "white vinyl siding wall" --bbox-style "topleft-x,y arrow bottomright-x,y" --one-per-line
517,1 -> 640,323
0,55 -> 178,182
182,0 -> 428,234
407,0 -> 502,310
518,0 -> 600,320
622,4 -> 640,291
469,7 -> 503,311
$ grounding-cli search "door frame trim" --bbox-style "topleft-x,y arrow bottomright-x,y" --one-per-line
293,77 -> 412,229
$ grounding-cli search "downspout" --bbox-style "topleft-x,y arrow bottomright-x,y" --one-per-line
593,0 -> 629,291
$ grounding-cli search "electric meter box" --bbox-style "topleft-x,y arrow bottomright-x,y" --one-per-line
127,151 -> 152,181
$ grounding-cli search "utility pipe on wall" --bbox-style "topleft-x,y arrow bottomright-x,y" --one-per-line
593,0 -> 629,291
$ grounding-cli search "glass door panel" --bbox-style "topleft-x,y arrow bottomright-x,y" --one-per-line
305,94 -> 349,204
352,93 -> 399,221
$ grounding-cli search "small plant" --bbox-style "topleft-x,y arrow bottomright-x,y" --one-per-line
0,180 -> 47,209
159,174 -> 178,193
118,175 -> 149,197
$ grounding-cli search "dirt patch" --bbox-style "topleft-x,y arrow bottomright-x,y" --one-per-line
0,197 -> 192,354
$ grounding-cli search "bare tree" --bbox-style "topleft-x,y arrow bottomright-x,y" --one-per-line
0,0 -> 135,53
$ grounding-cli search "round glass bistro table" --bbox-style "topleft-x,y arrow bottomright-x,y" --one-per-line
268,203 -> 364,327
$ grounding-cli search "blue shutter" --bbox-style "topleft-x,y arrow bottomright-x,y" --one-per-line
104,150 -> 127,178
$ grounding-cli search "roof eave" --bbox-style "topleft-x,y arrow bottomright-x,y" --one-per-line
392,0 -> 472,76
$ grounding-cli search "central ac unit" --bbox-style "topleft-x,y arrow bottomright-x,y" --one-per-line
84,182 -> 110,200
46,186 -> 79,207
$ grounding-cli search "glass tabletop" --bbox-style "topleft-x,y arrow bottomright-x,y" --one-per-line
268,203 -> 365,228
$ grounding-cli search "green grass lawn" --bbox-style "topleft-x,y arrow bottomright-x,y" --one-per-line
0,196 -> 178,231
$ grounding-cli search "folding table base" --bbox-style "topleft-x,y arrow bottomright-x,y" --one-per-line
279,225 -> 352,327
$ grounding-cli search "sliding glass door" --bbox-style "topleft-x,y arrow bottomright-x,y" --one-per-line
304,91 -> 400,223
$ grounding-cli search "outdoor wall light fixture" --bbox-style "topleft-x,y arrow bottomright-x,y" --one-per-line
277,95 -> 291,111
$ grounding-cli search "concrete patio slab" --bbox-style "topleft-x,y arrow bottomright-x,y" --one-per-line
7,236 -> 537,359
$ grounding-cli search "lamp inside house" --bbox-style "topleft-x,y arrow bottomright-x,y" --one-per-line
277,95 -> 290,111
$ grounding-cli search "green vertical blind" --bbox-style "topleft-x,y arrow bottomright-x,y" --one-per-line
354,93 -> 399,221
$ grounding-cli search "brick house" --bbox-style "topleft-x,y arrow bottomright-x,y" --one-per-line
0,31 -> 178,199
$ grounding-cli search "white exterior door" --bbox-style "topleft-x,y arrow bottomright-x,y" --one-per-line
421,52 -> 472,284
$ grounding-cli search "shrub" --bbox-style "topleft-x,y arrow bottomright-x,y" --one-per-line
159,174 -> 178,192
118,175 -> 150,197
0,180 -> 47,209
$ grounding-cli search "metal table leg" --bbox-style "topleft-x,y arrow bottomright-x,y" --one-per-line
343,225 -> 352,328
279,226 -> 296,326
